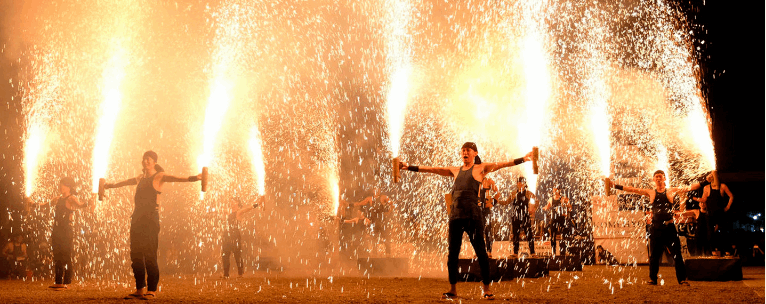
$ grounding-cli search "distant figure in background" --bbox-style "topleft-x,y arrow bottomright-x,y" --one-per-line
595,245 -> 619,266
479,177 -> 499,258
2,235 -> 28,279
692,172 -> 734,255
353,187 -> 393,257
609,170 -> 705,286
544,188 -> 571,256
222,198 -> 262,278
103,150 -> 202,300
499,176 -> 537,258
30,177 -> 88,290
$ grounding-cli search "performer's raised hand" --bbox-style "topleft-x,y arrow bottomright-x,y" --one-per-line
524,150 -> 534,162
398,160 -> 408,170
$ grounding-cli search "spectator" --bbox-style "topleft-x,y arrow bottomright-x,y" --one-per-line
2,235 -> 27,279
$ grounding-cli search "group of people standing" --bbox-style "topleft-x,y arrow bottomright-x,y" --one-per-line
21,143 -> 733,301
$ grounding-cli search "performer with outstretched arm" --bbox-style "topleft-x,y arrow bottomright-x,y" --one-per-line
102,151 -> 202,300
30,177 -> 89,290
543,187 -> 571,256
607,170 -> 706,286
692,172 -> 734,255
352,187 -> 394,257
399,142 -> 533,300
479,177 -> 499,258
222,197 -> 262,278
498,176 -> 537,258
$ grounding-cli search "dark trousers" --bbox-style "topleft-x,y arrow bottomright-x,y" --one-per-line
707,211 -> 726,253
222,237 -> 243,277
130,214 -> 160,291
694,213 -> 711,255
482,208 -> 493,254
370,222 -> 391,256
447,218 -> 490,285
52,228 -> 73,284
512,217 -> 535,255
549,218 -> 567,256
649,223 -> 686,283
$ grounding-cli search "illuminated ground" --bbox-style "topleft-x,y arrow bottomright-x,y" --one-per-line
0,266 -> 762,303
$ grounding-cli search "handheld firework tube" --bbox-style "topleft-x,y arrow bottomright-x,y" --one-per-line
444,193 -> 452,215
392,157 -> 401,183
98,178 -> 106,201
532,146 -> 539,174
201,167 -> 209,192
604,177 -> 612,197
712,170 -> 719,188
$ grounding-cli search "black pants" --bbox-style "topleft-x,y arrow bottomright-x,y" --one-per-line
52,227 -> 73,285
649,223 -> 686,283
707,211 -> 725,253
447,218 -> 490,285
694,212 -> 711,256
370,222 -> 391,256
222,237 -> 243,277
549,217 -> 567,256
130,214 -> 160,292
512,217 -> 535,255
482,208 -> 493,254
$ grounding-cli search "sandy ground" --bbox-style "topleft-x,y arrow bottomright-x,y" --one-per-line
0,266 -> 762,303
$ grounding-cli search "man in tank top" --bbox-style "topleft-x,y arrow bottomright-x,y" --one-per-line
104,150 -> 203,300
544,187 -> 571,256
692,172 -> 734,255
399,142 -> 533,300
608,170 -> 706,286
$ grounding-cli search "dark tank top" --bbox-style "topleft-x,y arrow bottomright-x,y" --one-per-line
652,190 -> 674,223
450,165 -> 482,220
512,190 -> 530,220
226,211 -> 241,240
53,196 -> 73,231
133,173 -> 161,218
706,186 -> 723,213
12,242 -> 24,258
550,197 -> 566,219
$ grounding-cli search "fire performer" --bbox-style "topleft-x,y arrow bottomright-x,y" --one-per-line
692,172 -> 734,255
543,187 -> 571,256
499,176 -> 538,258
29,177 -> 88,290
222,198 -> 262,278
398,142 -> 533,300
607,170 -> 706,286
352,187 -> 394,257
102,151 -> 202,300
479,177 -> 499,258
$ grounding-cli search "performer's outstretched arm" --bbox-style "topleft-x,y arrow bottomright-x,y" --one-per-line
160,172 -> 202,183
398,161 -> 456,177
722,184 -> 734,212
481,151 -> 534,174
106,176 -> 139,189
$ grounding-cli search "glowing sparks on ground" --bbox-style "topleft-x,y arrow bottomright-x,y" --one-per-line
248,125 -> 266,196
384,0 -> 413,158
92,47 -> 128,193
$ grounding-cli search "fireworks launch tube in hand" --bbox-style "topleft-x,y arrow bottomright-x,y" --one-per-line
98,178 -> 106,201
392,157 -> 401,183
201,167 -> 209,192
532,146 -> 539,174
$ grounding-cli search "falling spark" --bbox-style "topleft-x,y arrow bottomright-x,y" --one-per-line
92,46 -> 128,193
248,125 -> 266,196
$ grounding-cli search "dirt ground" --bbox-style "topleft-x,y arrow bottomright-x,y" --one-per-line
0,266 -> 762,303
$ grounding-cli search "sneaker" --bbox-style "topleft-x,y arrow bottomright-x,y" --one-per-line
678,281 -> 690,286
643,280 -> 658,286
